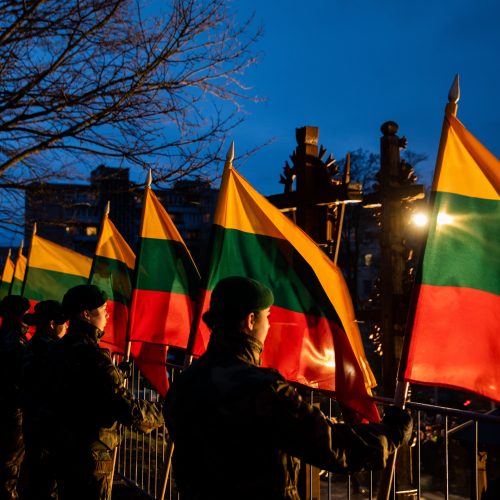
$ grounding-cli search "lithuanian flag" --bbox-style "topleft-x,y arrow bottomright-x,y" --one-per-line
190,152 -> 379,421
128,179 -> 200,348
10,243 -> 27,296
0,250 -> 14,300
404,113 -> 500,402
90,206 -> 135,354
23,233 -> 91,303
128,175 -> 200,397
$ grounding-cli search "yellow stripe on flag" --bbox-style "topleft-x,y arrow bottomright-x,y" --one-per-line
30,234 -> 91,277
96,215 -> 135,269
2,255 -> 15,284
140,188 -> 185,243
436,115 -> 500,200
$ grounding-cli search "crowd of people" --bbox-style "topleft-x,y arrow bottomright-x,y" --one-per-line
0,277 -> 412,500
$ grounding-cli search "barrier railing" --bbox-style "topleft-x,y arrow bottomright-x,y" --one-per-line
115,360 -> 500,499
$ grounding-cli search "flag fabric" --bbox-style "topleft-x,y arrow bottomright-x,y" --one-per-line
23,234 -> 91,304
0,250 -> 14,300
128,186 -> 200,348
128,183 -> 200,397
404,114 -> 500,402
10,245 -> 27,295
90,213 -> 135,355
190,162 -> 379,422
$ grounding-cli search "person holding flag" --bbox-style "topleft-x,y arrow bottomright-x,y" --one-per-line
164,276 -> 413,500
48,284 -> 164,500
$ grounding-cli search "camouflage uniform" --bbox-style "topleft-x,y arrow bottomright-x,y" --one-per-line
49,319 -> 164,500
165,330 -> 411,500
0,319 -> 28,500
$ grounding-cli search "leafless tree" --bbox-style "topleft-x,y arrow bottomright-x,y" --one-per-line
0,0 -> 260,183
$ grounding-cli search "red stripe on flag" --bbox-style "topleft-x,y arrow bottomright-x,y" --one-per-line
100,300 -> 128,355
405,284 -> 500,401
130,341 -> 169,397
129,289 -> 194,348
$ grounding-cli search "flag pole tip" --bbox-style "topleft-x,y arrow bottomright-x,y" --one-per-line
146,169 -> 152,188
105,200 -> 110,216
448,74 -> 460,104
33,222 -> 37,235
226,141 -> 235,165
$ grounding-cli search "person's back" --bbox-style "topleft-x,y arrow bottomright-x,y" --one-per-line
167,332 -> 303,499
165,277 -> 413,500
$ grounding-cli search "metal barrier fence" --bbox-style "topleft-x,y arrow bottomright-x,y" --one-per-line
116,360 -> 500,500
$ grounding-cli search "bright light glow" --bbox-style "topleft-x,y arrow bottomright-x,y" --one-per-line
437,212 -> 454,225
411,212 -> 428,227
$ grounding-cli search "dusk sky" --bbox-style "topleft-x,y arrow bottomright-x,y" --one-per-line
228,0 -> 499,195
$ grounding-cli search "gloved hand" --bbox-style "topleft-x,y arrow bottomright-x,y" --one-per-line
381,405 -> 413,447
118,361 -> 132,379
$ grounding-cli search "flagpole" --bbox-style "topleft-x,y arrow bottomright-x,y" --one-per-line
333,152 -> 350,265
88,201 -> 111,285
124,170 -> 152,364
376,75 -> 460,500
20,224 -> 38,298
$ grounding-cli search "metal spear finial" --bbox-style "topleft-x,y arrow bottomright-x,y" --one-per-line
448,74 -> 460,104
225,141 -> 235,169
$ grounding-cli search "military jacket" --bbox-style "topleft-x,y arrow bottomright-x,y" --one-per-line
49,319 -> 163,452
165,330 -> 403,500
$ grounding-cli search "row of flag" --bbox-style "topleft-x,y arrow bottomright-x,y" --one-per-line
0,93 -> 498,421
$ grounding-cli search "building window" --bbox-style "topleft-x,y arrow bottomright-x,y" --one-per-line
364,253 -> 373,267
86,226 -> 97,236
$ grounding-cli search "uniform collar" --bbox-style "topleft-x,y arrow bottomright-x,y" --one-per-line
206,329 -> 263,366
66,318 -> 104,345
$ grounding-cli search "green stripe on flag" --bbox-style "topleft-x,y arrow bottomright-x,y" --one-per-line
24,267 -> 89,302
422,191 -> 500,295
0,281 -> 11,300
135,238 -> 198,297
90,255 -> 133,305
207,225 -> 342,323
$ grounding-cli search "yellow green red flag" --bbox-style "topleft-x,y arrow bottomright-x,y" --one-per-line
127,178 -> 200,397
404,114 -> 500,401
90,211 -> 135,354
190,160 -> 379,422
23,234 -> 91,303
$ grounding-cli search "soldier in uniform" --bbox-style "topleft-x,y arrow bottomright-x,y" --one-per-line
0,295 -> 30,500
49,284 -> 164,500
164,276 -> 413,500
20,300 -> 68,499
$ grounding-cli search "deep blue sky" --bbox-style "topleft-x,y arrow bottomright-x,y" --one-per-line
229,0 -> 500,195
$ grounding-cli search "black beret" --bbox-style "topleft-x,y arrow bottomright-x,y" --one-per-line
0,295 -> 30,318
206,276 -> 274,322
24,300 -> 67,326
62,285 -> 108,317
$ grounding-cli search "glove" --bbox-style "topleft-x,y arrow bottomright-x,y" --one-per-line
381,406 -> 413,447
118,361 -> 132,379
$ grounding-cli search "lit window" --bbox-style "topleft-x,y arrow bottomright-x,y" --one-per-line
364,254 -> 373,267
86,226 -> 97,236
